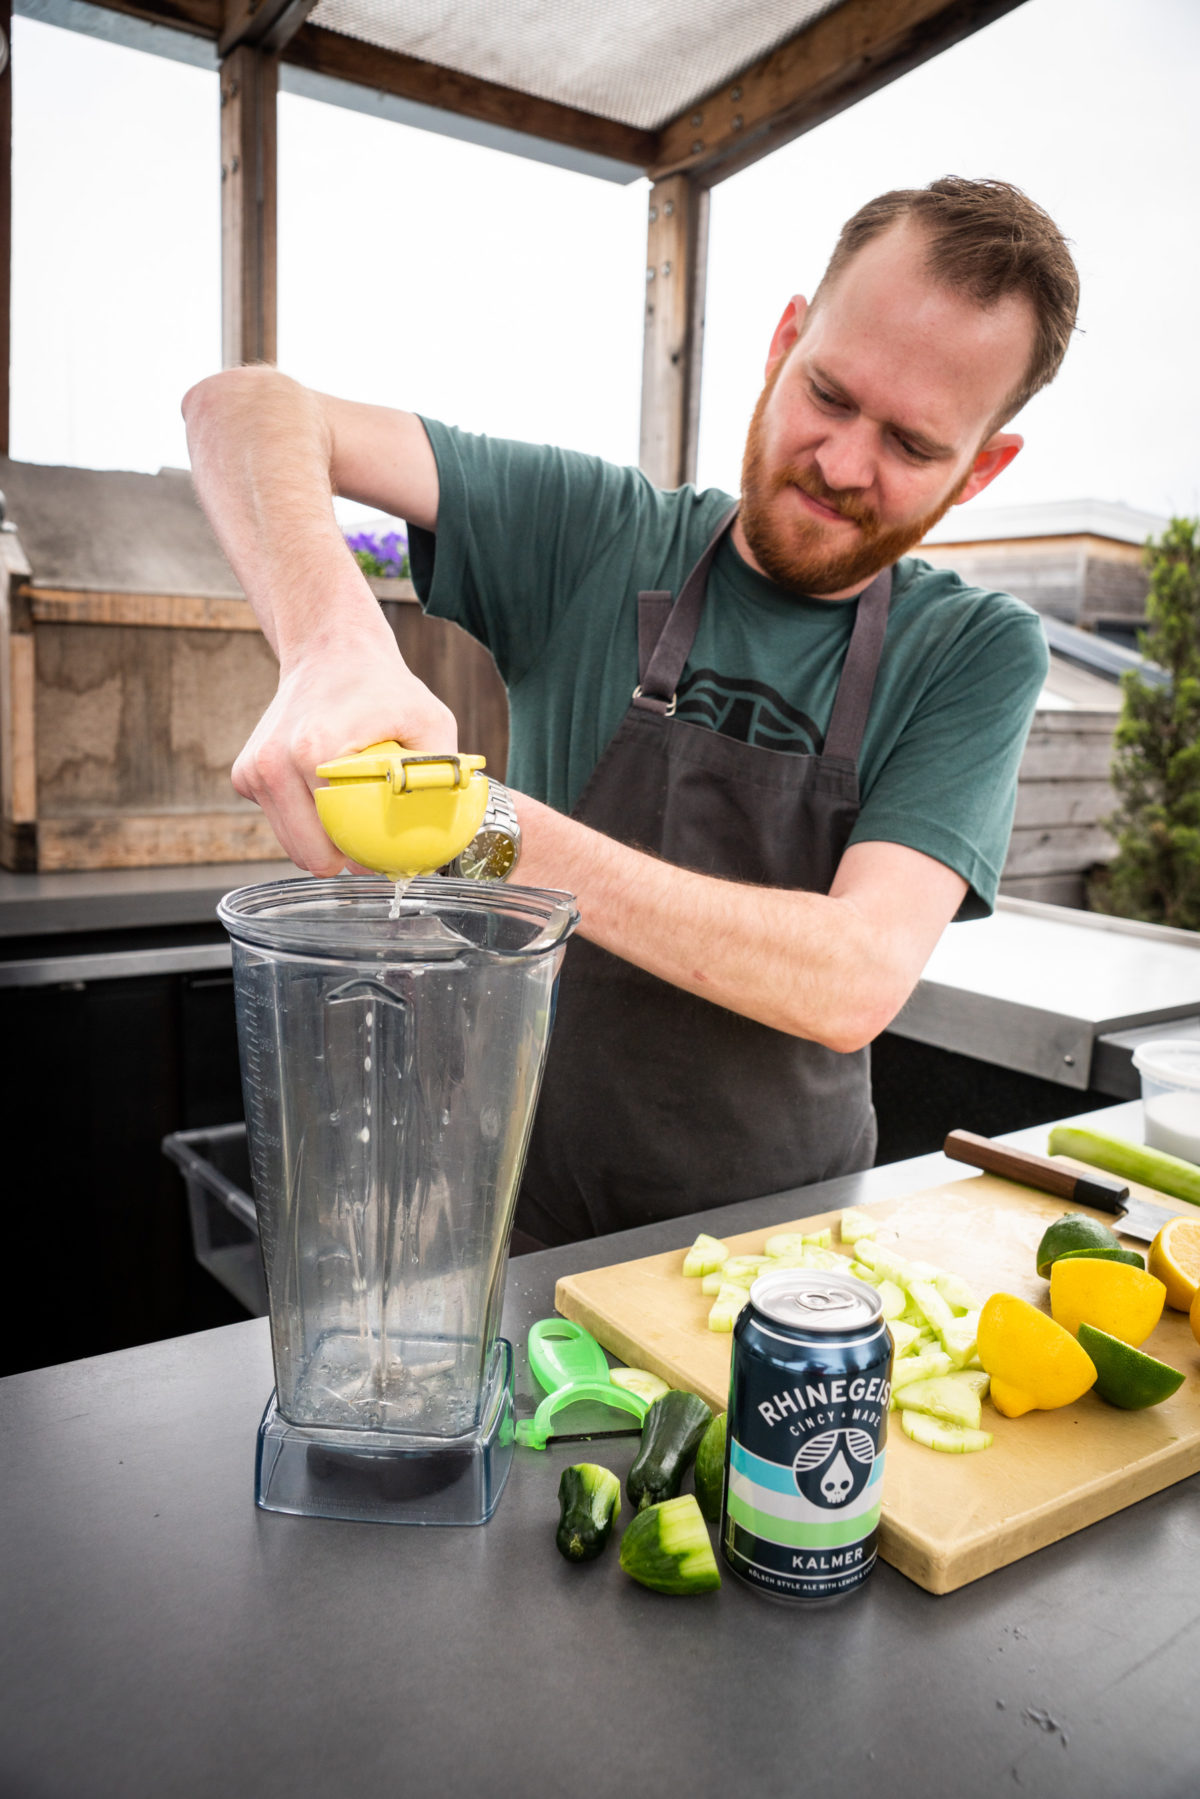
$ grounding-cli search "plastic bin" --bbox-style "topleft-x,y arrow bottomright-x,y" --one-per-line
1131,1039 -> 1200,1165
161,1123 -> 268,1317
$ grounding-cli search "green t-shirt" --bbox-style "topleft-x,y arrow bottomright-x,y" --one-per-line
409,420 -> 1049,918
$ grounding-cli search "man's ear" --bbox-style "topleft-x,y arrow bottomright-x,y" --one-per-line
954,432 -> 1023,506
766,296 -> 809,377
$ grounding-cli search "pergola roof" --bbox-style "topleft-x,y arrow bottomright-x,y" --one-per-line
40,0 -> 1027,184
307,0 -> 840,133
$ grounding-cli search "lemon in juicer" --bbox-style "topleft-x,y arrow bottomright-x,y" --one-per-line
314,743 -> 490,879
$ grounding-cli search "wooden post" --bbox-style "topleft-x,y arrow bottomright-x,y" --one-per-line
638,174 -> 709,491
220,45 -> 278,367
0,0 -> 12,453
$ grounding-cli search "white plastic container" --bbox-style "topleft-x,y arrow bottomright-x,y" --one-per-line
1131,1039 -> 1200,1166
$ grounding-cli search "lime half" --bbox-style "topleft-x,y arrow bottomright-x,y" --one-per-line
1076,1322 -> 1185,1409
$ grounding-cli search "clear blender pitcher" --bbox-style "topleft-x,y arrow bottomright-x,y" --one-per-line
218,876 -> 578,1525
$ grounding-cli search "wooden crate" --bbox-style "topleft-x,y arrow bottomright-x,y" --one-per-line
0,547 -> 508,873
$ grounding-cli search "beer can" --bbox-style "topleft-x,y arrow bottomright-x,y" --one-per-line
720,1268 -> 892,1602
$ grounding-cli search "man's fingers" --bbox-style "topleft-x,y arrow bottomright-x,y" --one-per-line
236,744 -> 347,874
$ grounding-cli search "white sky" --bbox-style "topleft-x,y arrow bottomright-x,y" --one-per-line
11,0 -> 1200,526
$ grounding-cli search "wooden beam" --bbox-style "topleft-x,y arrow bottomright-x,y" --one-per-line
639,175 -> 709,490
281,24 -> 657,173
0,0 -> 10,457
220,0 -> 318,59
651,0 -> 1029,185
220,44 -> 277,366
66,0 -> 221,40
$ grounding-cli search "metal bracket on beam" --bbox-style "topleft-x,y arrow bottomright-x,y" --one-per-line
220,0 -> 318,59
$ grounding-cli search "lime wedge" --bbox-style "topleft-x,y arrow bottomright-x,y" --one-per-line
1056,1247 -> 1146,1271
1076,1322 -> 1185,1409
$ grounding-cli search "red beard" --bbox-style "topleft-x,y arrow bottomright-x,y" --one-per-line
739,366 -> 970,596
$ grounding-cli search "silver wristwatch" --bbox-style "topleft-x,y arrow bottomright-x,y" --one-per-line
445,780 -> 521,881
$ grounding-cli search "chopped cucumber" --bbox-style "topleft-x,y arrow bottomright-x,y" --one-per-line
854,1240 -> 913,1286
764,1233 -> 807,1257
702,1263 -> 758,1293
891,1373 -> 983,1430
932,1270 -> 979,1313
707,1283 -> 749,1332
801,1228 -> 833,1248
1047,1125 -> 1200,1206
721,1256 -> 769,1281
877,1278 -> 907,1321
887,1320 -> 924,1357
954,1369 -> 991,1399
907,1278 -> 956,1338
618,1495 -> 721,1594
901,1409 -> 993,1454
556,1463 -> 622,1562
887,1350 -> 953,1400
938,1310 -> 980,1369
610,1368 -> 670,1406
839,1207 -> 879,1244
848,1260 -> 880,1285
761,1246 -> 842,1273
682,1233 -> 728,1278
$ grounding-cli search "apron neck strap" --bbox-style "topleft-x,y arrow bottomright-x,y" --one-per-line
634,504 -> 738,712
822,565 -> 892,762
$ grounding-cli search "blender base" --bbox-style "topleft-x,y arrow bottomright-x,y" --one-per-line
255,1339 -> 514,1526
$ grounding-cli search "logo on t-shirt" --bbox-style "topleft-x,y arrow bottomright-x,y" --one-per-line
675,667 -> 823,754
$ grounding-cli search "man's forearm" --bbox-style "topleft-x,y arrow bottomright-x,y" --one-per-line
514,796 -> 964,1053
182,367 -> 391,666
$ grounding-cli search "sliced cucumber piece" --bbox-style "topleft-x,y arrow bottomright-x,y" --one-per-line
933,1270 -> 979,1314
907,1278 -> 956,1338
887,1350 -> 953,1400
891,1373 -> 983,1430
801,1228 -> 833,1248
848,1260 -> 880,1285
610,1368 -> 671,1406
707,1283 -> 749,1332
938,1310 -> 980,1370
682,1233 -> 728,1278
764,1233 -> 807,1257
618,1495 -> 721,1594
700,1270 -> 725,1296
839,1207 -> 879,1244
901,1409 -> 993,1453
877,1278 -> 907,1321
887,1320 -> 924,1357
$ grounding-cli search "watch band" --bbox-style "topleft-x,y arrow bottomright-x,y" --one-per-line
445,781 -> 521,881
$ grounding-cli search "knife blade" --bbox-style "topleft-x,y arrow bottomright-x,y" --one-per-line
942,1129 -> 1182,1244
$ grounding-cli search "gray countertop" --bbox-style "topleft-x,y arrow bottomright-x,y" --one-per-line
2,1102 -> 1197,1799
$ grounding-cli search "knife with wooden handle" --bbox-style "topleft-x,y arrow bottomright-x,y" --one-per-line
942,1129 -> 1180,1244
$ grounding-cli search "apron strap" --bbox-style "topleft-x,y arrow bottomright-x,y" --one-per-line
822,565 -> 892,763
633,503 -> 739,714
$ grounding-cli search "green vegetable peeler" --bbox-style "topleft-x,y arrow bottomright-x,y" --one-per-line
514,1319 -> 650,1449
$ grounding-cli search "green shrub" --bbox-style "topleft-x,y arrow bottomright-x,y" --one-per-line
1089,517 -> 1200,929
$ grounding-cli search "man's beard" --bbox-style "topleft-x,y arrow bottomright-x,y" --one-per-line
739,367 -> 970,596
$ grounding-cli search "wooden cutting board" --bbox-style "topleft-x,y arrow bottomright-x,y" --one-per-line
555,1171 -> 1200,1594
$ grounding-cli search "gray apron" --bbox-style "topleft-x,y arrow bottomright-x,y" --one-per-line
515,507 -> 892,1247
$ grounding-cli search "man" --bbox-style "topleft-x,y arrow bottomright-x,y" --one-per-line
184,176 -> 1078,1248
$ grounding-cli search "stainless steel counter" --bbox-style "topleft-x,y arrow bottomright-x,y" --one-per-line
2,1102 -> 1197,1799
894,897 -> 1200,1088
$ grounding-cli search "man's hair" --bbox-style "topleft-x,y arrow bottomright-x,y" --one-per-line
813,176 -> 1080,425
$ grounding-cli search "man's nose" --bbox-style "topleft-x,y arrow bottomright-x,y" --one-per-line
814,423 -> 874,494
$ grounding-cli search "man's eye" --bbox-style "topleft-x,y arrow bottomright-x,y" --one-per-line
896,437 -> 934,464
811,383 -> 844,409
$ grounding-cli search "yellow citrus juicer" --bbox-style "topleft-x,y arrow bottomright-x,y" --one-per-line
314,742 -> 491,879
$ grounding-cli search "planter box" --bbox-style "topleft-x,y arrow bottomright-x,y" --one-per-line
0,550 -> 508,874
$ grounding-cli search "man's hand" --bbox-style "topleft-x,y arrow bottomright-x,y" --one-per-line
512,795 -> 967,1051
232,625 -> 458,875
